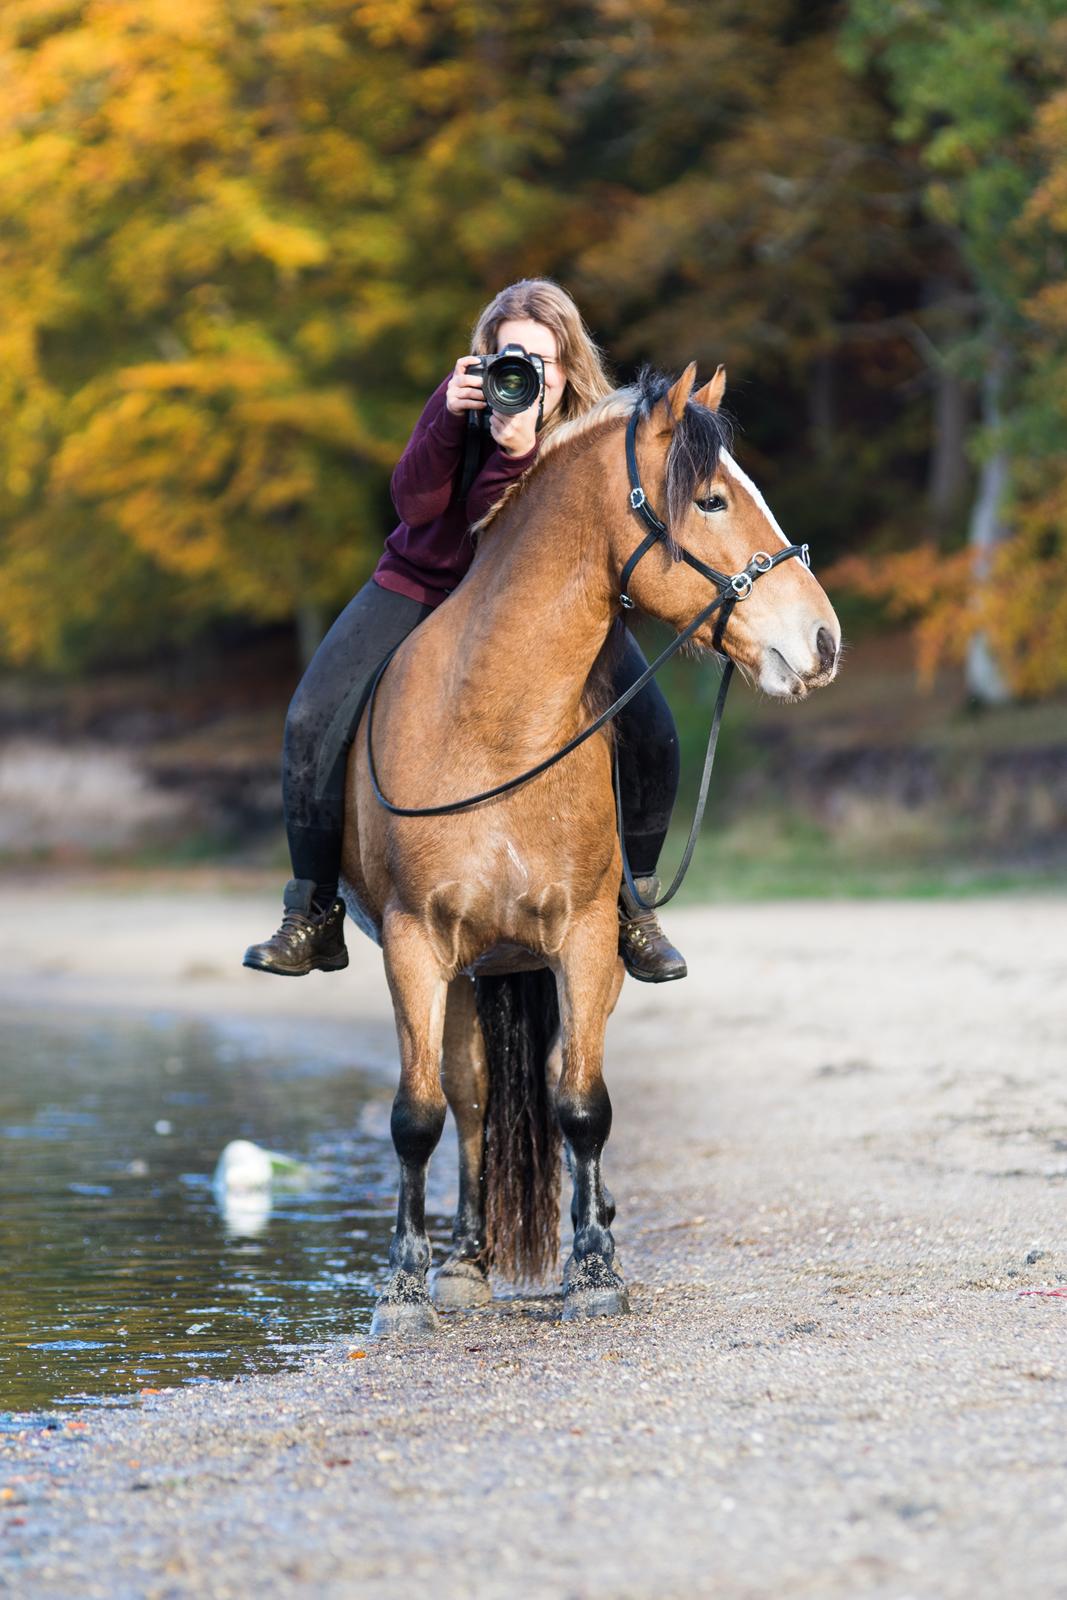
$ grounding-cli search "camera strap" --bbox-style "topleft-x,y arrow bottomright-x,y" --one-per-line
458,373 -> 544,503
459,412 -> 483,501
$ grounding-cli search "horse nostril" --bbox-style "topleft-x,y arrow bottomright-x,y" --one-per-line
815,625 -> 837,674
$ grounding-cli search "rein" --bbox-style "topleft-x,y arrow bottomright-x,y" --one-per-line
366,406 -> 810,911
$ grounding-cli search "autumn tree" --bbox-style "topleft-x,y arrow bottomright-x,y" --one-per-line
836,0 -> 1067,699
0,0 -> 586,669
565,0 -> 948,573
3,0 -> 1066,699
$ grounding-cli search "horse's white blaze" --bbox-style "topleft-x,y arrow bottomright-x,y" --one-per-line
719,450 -> 838,695
720,450 -> 789,549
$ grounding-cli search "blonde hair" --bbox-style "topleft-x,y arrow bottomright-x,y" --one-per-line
470,278 -> 614,439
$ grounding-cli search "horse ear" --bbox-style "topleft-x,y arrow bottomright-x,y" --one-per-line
693,364 -> 726,413
653,361 -> 698,432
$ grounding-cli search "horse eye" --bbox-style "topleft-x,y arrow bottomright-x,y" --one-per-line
696,493 -> 727,514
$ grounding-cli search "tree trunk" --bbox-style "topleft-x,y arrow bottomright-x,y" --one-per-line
923,275 -> 970,532
928,359 -> 968,528
964,350 -> 1011,706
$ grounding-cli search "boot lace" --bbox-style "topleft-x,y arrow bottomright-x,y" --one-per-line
620,906 -> 665,949
276,908 -> 316,947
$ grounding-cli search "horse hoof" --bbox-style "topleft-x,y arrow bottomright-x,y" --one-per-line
561,1254 -> 630,1322
370,1298 -> 440,1339
369,1269 -> 439,1338
431,1259 -> 492,1311
562,1284 -> 630,1321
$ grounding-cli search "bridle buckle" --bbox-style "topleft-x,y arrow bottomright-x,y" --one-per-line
730,572 -> 754,600
629,486 -> 647,511
751,550 -> 773,573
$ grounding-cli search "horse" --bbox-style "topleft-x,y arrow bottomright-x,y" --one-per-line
340,362 -> 841,1334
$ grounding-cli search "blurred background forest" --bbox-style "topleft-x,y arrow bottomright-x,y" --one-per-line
1,0 -> 1065,894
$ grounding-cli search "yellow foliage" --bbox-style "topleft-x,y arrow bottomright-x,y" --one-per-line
0,0 -> 606,667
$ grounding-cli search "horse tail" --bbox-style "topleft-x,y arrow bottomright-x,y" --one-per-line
474,969 -> 561,1284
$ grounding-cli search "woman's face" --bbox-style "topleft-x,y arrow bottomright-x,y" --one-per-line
495,317 -> 567,421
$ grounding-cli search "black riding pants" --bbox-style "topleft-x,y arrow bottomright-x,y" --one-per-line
283,579 -> 679,903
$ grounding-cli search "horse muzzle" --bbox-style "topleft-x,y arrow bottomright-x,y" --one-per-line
757,619 -> 841,700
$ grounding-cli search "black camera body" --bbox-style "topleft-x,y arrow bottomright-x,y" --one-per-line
469,343 -> 545,418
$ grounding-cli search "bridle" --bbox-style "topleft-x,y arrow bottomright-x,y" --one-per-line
620,409 -> 808,642
612,409 -> 809,910
366,403 -> 812,911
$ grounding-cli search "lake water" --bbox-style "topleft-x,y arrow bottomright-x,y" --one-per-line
0,1010 -> 448,1414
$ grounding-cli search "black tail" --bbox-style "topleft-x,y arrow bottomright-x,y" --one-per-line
474,969 -> 561,1284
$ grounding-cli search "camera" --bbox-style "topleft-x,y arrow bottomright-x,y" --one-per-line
469,344 -> 545,418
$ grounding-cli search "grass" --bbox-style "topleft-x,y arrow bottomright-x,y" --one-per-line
664,811 -> 1067,903
645,625 -> 1067,902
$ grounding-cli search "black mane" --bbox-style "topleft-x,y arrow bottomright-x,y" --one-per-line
636,367 -> 733,555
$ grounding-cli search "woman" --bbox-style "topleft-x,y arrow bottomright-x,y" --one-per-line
244,279 -> 686,983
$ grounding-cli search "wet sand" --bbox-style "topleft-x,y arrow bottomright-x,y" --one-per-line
2,887 -> 1066,1598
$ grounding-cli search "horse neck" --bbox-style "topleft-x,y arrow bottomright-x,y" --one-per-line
448,438 -> 620,745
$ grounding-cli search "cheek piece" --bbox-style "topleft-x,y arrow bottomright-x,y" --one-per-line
619,408 -> 809,647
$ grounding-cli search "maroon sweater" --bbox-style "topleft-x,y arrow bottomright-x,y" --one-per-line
373,376 -> 539,608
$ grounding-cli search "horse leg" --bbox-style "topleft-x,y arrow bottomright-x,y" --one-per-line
432,976 -> 493,1310
370,913 -> 449,1338
568,1152 -> 616,1235
555,918 -> 629,1320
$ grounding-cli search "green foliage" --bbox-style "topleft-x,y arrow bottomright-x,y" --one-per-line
842,0 -> 1064,312
835,1 -> 1067,694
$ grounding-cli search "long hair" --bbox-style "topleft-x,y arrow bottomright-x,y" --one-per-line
470,278 -> 614,440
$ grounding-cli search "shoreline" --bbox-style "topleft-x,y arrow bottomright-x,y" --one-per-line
3,887 -> 1066,1597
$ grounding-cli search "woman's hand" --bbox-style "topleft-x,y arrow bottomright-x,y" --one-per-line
489,404 -> 538,457
445,356 -> 487,416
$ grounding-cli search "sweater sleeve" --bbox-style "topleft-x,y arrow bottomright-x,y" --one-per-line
466,439 -> 539,527
389,377 -> 467,527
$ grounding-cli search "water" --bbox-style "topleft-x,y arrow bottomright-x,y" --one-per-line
0,1011 -> 445,1413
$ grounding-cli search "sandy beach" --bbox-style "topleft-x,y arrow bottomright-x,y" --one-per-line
1,884 -> 1066,1598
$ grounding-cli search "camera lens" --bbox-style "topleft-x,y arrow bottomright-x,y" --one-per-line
484,353 -> 541,415
497,369 -> 527,401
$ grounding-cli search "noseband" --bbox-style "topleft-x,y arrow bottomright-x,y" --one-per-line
366,405 -> 813,912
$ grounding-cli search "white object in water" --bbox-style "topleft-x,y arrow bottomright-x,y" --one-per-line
213,1139 -> 306,1194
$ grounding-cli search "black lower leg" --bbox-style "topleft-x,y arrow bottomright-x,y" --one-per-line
569,1162 -> 615,1233
557,1081 -> 614,1264
451,1144 -> 486,1262
389,1092 -> 446,1276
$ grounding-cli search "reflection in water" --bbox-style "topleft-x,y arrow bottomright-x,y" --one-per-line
0,1012 -> 453,1413
217,1185 -> 273,1239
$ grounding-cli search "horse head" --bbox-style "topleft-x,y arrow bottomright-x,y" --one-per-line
618,364 -> 840,699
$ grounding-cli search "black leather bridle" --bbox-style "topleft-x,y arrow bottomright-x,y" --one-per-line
367,405 -> 812,911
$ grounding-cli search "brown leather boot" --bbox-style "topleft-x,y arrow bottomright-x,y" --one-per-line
618,875 -> 687,983
242,879 -> 349,977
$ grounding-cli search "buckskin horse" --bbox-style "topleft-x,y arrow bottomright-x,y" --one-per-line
340,363 -> 840,1334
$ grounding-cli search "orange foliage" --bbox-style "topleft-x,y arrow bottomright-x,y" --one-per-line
829,529 -> 1067,698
